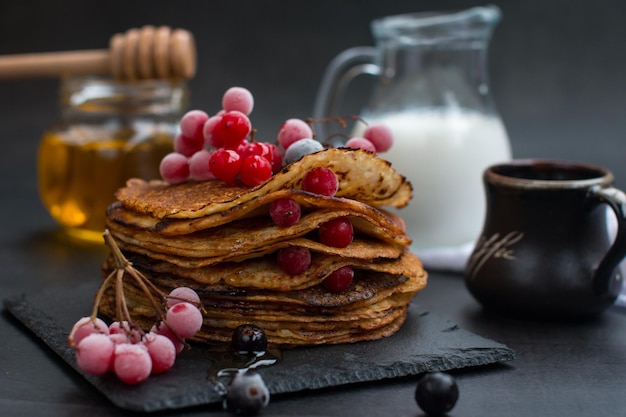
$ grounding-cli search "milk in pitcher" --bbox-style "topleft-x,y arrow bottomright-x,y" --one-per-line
355,109 -> 511,249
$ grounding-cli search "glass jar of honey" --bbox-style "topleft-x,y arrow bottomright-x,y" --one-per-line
38,75 -> 188,243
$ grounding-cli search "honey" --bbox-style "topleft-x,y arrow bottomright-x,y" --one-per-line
38,76 -> 187,243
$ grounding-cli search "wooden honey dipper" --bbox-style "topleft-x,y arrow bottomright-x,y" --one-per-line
0,25 -> 196,80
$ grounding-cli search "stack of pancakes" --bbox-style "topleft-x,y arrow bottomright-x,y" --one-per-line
99,148 -> 427,347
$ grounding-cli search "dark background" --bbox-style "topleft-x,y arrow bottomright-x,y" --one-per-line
1,0 -> 625,195
2,3 -> 626,416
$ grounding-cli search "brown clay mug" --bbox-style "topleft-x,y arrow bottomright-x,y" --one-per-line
465,159 -> 626,319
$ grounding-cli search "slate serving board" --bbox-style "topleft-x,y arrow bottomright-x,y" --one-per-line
4,282 -> 515,412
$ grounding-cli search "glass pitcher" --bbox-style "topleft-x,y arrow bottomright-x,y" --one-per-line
314,5 -> 511,251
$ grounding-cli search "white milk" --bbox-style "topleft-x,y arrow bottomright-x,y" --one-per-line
355,109 -> 511,249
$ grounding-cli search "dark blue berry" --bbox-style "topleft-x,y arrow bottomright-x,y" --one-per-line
225,370 -> 270,416
231,324 -> 268,355
415,372 -> 459,415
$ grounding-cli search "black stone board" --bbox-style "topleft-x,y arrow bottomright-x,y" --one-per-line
3,282 -> 515,412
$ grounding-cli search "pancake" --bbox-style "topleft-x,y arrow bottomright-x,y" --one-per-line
104,249 -> 425,291
106,208 -> 411,261
98,265 -> 423,346
107,188 -> 408,237
110,235 -> 407,269
116,148 -> 412,219
100,147 -> 426,347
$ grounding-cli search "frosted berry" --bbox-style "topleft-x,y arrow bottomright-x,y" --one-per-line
277,247 -> 311,275
143,333 -> 176,374
113,343 -> 152,385
75,333 -> 115,376
209,149 -> 242,184
345,137 -> 377,153
160,152 -> 190,184
225,371 -> 270,416
318,217 -> 353,248
415,372 -> 459,415
269,198 -> 301,226
109,320 -> 142,344
302,167 -> 338,197
109,333 -> 131,345
189,149 -> 216,181
69,317 -> 109,346
203,115 -> 224,148
363,123 -> 394,152
240,155 -> 273,187
278,118 -> 314,150
166,287 -> 201,309
174,132 -> 204,157
222,86 -> 254,115
180,109 -> 209,144
231,324 -> 268,355
166,302 -> 203,339
284,138 -> 323,164
151,322 -> 185,354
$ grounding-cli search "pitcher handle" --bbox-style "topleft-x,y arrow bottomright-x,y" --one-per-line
312,46 -> 378,137
590,186 -> 626,297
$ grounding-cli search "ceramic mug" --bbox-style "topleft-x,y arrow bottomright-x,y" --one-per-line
465,159 -> 626,319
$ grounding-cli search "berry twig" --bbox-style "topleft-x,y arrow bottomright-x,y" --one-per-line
304,115 -> 366,139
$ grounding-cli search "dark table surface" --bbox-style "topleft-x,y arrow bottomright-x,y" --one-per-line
3,1 -> 626,415
2,138 -> 626,417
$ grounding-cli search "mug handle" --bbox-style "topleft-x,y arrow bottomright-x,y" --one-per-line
312,46 -> 378,137
590,186 -> 626,297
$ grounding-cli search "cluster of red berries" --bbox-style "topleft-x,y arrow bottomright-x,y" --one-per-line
268,166 -> 355,293
160,86 -> 394,189
68,287 -> 203,385
160,87 -> 282,187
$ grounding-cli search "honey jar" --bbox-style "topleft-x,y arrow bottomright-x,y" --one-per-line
38,75 -> 188,243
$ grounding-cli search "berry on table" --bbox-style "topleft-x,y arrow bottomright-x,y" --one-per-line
113,343 -> 152,385
109,320 -> 142,344
231,324 -> 268,355
143,333 -> 176,374
302,167 -> 338,197
414,372 -> 459,415
69,317 -> 109,346
166,287 -> 201,309
151,322 -> 185,354
75,333 -> 115,375
225,371 -> 270,416
166,301 -> 203,339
